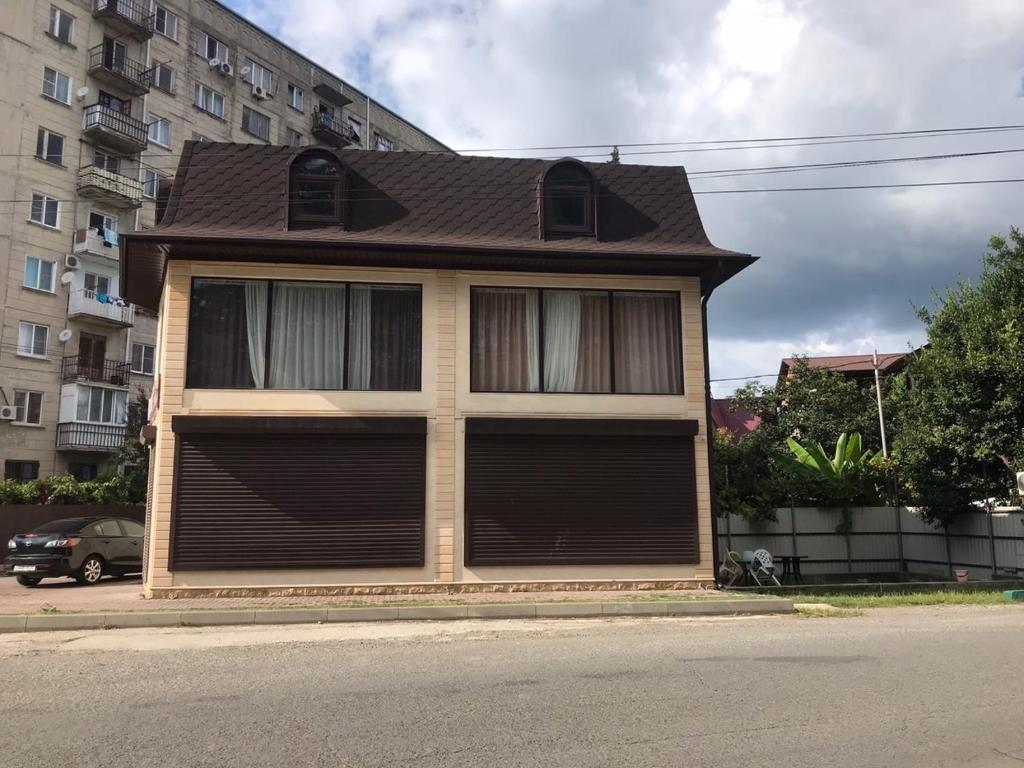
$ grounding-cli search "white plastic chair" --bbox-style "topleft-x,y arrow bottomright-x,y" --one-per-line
718,551 -> 744,587
749,548 -> 781,587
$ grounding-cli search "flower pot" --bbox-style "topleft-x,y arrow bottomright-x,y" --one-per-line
954,569 -> 969,583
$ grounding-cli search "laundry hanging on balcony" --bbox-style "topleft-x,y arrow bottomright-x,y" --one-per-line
94,291 -> 127,307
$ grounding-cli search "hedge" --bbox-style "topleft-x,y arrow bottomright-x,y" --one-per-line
0,474 -> 143,506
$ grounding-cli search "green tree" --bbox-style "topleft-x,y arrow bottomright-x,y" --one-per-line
609,145 -> 620,164
115,390 -> 150,504
890,228 -> 1024,523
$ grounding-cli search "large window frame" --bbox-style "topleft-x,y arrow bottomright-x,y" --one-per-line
289,150 -> 344,226
186,278 -> 423,392
470,286 -> 683,395
542,162 -> 596,238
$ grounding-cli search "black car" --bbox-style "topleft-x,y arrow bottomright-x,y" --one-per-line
3,517 -> 144,587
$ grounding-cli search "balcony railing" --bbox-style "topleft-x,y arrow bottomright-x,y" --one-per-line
73,227 -> 119,260
68,288 -> 135,327
82,104 -> 148,153
77,166 -> 144,207
57,422 -> 127,452
61,355 -> 131,386
93,0 -> 154,38
311,108 -> 358,147
87,43 -> 153,95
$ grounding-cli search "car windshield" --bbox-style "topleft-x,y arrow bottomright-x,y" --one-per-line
30,518 -> 90,534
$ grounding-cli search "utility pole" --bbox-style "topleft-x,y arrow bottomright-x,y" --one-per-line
873,349 -> 888,458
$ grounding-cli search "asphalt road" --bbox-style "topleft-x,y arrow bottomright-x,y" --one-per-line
1,606 -> 1022,767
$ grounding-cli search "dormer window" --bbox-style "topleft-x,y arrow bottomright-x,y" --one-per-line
543,161 -> 595,237
289,150 -> 343,227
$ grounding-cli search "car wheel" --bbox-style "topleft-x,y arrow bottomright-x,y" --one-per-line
16,575 -> 42,587
76,556 -> 104,585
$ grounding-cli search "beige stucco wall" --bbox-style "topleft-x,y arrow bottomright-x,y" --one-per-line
145,260 -> 715,592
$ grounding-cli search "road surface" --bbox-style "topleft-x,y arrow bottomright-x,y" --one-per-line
0,606 -> 1021,767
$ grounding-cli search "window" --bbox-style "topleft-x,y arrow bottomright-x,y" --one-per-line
97,89 -> 129,113
24,256 -> 56,292
470,288 -> 682,394
48,6 -> 74,44
131,342 -> 155,375
97,519 -> 122,537
186,278 -> 422,391
245,59 -> 273,93
375,133 -> 395,152
193,83 -> 224,117
84,272 -> 112,295
88,210 -> 117,234
154,4 -> 178,40
347,116 -> 362,142
35,128 -> 64,164
69,462 -> 99,481
93,149 -> 120,173
29,193 -> 59,228
120,519 -> 145,536
196,31 -> 228,62
4,461 -> 39,481
76,385 -> 127,424
286,128 -> 302,147
17,321 -> 48,358
287,83 -> 303,111
241,106 -> 270,141
153,63 -> 174,93
147,114 -> 171,147
42,67 -> 70,103
289,151 -> 342,225
13,390 -> 43,425
543,161 -> 595,236
142,169 -> 161,198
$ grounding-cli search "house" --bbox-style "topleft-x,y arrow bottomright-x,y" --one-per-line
120,142 -> 754,596
778,353 -> 908,385
711,398 -> 761,438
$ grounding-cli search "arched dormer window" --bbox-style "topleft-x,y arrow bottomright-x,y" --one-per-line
289,150 -> 344,227
542,160 -> 595,238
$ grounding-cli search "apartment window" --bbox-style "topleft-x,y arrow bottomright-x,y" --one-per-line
147,114 -> 171,147
76,385 -> 127,425
42,67 -> 71,103
347,116 -> 362,142
84,272 -> 112,295
24,256 -> 56,292
88,210 -> 118,234
286,128 -> 302,147
154,5 -> 178,40
375,133 -> 395,152
5,461 -> 40,481
142,169 -> 161,198
48,6 -> 74,44
186,278 -> 422,391
245,59 -> 273,93
29,193 -> 59,228
289,151 -> 342,225
131,343 -> 155,375
196,31 -> 228,62
470,288 -> 682,394
543,161 -> 595,236
13,390 -> 43,426
153,63 -> 174,93
35,128 -> 64,164
17,321 -> 49,358
287,83 -> 303,111
241,106 -> 270,141
93,149 -> 120,173
194,83 -> 224,117
69,462 -> 99,481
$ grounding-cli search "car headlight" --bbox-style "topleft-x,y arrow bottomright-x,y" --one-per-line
6,539 -> 14,550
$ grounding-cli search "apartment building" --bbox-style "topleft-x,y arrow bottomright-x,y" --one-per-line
0,0 -> 450,482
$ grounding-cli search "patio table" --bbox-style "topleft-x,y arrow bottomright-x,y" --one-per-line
773,555 -> 807,585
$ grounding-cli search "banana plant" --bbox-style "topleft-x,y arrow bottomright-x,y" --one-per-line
783,432 -> 883,479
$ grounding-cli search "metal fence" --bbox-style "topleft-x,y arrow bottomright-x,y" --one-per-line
718,506 -> 1024,581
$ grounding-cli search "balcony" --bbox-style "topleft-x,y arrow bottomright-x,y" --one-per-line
77,166 -> 144,208
87,43 -> 153,96
73,228 -> 119,261
311,108 -> 358,148
61,355 -> 131,387
68,288 -> 135,328
57,423 -> 126,452
82,104 -> 148,154
93,0 -> 153,40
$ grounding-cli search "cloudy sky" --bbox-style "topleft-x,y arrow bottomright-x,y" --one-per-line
228,0 -> 1024,394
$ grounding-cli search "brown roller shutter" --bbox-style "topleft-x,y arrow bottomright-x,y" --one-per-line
466,418 -> 699,566
170,417 -> 425,570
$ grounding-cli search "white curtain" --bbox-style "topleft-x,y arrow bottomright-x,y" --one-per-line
525,290 -> 540,391
347,284 -> 372,389
268,282 -> 345,389
244,282 -> 267,389
543,290 -> 581,392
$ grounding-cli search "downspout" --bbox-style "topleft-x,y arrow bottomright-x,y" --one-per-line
365,94 -> 371,149
702,260 -> 724,587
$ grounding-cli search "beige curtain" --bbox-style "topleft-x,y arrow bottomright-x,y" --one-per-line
573,292 -> 611,392
471,288 -> 539,391
613,292 -> 681,393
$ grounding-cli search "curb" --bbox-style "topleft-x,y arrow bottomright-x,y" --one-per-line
0,598 -> 793,633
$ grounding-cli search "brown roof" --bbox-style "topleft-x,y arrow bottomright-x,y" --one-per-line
711,398 -> 761,438
122,142 -> 754,310
779,353 -> 909,379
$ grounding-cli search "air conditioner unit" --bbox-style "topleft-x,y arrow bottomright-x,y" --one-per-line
0,405 -> 18,421
207,57 -> 221,68
64,254 -> 80,270
219,62 -> 234,77
252,85 -> 268,100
